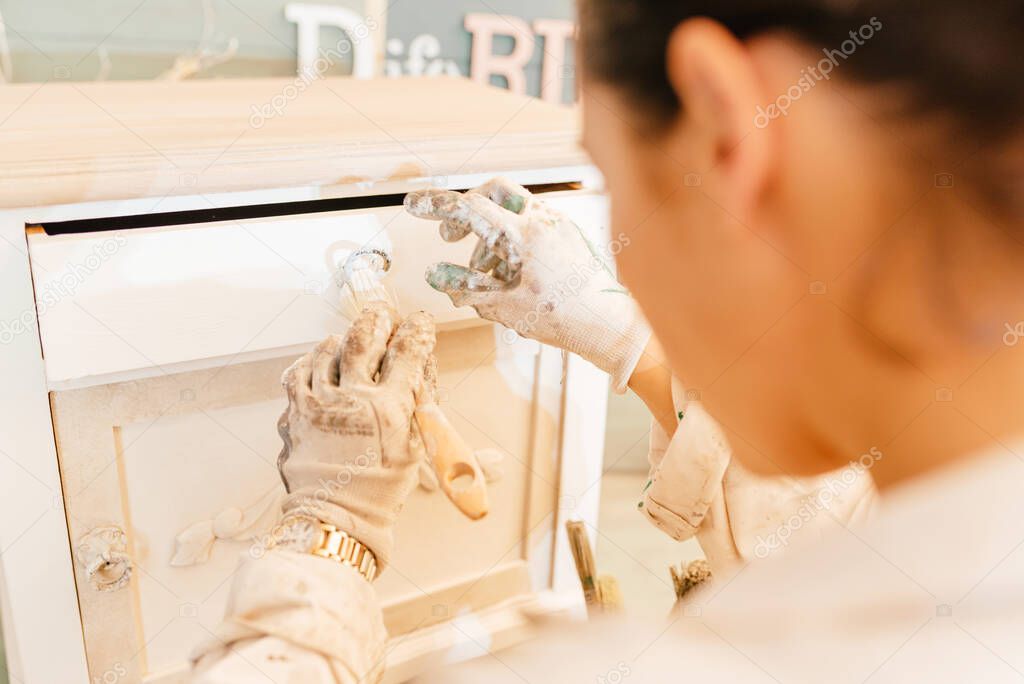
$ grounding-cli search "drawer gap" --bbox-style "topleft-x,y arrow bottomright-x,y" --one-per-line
31,182 -> 583,237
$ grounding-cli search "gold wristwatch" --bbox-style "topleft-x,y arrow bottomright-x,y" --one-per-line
271,514 -> 378,582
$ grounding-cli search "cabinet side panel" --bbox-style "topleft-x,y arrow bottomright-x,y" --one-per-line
0,210 -> 90,683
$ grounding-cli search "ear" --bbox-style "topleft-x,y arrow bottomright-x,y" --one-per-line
665,18 -> 774,215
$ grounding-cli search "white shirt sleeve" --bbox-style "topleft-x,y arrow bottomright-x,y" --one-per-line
191,549 -> 388,684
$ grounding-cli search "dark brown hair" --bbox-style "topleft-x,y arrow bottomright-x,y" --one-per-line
579,0 -> 1023,140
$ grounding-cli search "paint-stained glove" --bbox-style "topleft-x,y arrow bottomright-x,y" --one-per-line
276,303 -> 436,571
641,381 -> 878,577
404,178 -> 650,393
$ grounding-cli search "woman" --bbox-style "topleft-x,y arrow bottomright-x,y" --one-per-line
193,1 -> 1022,681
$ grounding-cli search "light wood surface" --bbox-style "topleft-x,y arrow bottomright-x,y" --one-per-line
0,76 -> 585,209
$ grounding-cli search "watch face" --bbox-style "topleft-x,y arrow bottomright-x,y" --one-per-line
275,514 -> 320,553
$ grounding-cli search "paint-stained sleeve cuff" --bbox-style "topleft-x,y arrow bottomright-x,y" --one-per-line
191,549 -> 387,684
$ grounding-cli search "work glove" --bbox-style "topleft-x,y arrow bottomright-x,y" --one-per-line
276,303 -> 436,572
640,381 -> 877,575
404,178 -> 651,393
641,402 -> 731,546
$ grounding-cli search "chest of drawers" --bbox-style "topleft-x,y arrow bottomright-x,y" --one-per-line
0,76 -> 609,683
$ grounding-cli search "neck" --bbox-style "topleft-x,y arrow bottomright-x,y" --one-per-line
867,347 -> 1024,492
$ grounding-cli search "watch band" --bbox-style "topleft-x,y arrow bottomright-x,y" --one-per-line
273,515 -> 378,582
312,523 -> 378,582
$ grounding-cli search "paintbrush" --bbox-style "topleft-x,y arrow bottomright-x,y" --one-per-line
565,520 -> 622,614
669,559 -> 711,601
339,249 -> 489,521
338,248 -> 395,320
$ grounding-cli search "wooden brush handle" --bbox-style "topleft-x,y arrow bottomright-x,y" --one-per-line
414,403 -> 489,520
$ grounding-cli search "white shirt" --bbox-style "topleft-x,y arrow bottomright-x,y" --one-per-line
419,445 -> 1024,683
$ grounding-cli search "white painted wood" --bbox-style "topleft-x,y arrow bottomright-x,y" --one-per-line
0,210 -> 90,684
380,592 -> 542,684
27,208 -> 472,386
522,342 -> 569,592
1,184 -> 612,683
47,321 -> 594,682
28,189 -> 608,388
0,75 -> 610,681
0,546 -> 24,682
552,353 -> 611,597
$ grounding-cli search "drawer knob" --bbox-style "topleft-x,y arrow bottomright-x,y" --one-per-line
75,526 -> 133,592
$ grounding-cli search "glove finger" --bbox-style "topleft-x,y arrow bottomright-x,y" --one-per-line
422,180 -> 532,241
415,354 -> 439,406
381,312 -> 436,394
470,177 -> 532,214
426,262 -> 507,307
405,188 -> 461,220
493,259 -> 521,283
406,189 -> 523,265
311,333 -> 345,397
409,419 -> 433,490
440,218 -> 472,242
462,192 -> 523,265
469,237 -> 501,273
339,303 -> 396,384
281,353 -> 314,401
404,189 -> 471,241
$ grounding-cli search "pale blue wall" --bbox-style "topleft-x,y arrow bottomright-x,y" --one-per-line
0,0 -> 574,88
387,0 -> 575,97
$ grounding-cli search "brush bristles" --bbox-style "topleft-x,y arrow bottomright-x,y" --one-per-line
340,253 -> 397,319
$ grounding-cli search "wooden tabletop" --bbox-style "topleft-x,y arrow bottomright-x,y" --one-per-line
0,76 -> 586,210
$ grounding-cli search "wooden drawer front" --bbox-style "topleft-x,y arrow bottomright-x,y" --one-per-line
26,191 -> 609,388
33,189 -> 609,682
50,325 -> 570,683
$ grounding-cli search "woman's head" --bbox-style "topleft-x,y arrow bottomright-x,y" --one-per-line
578,1 -> 1023,483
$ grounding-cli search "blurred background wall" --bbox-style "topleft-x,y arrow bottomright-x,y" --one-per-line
0,0 -> 576,101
